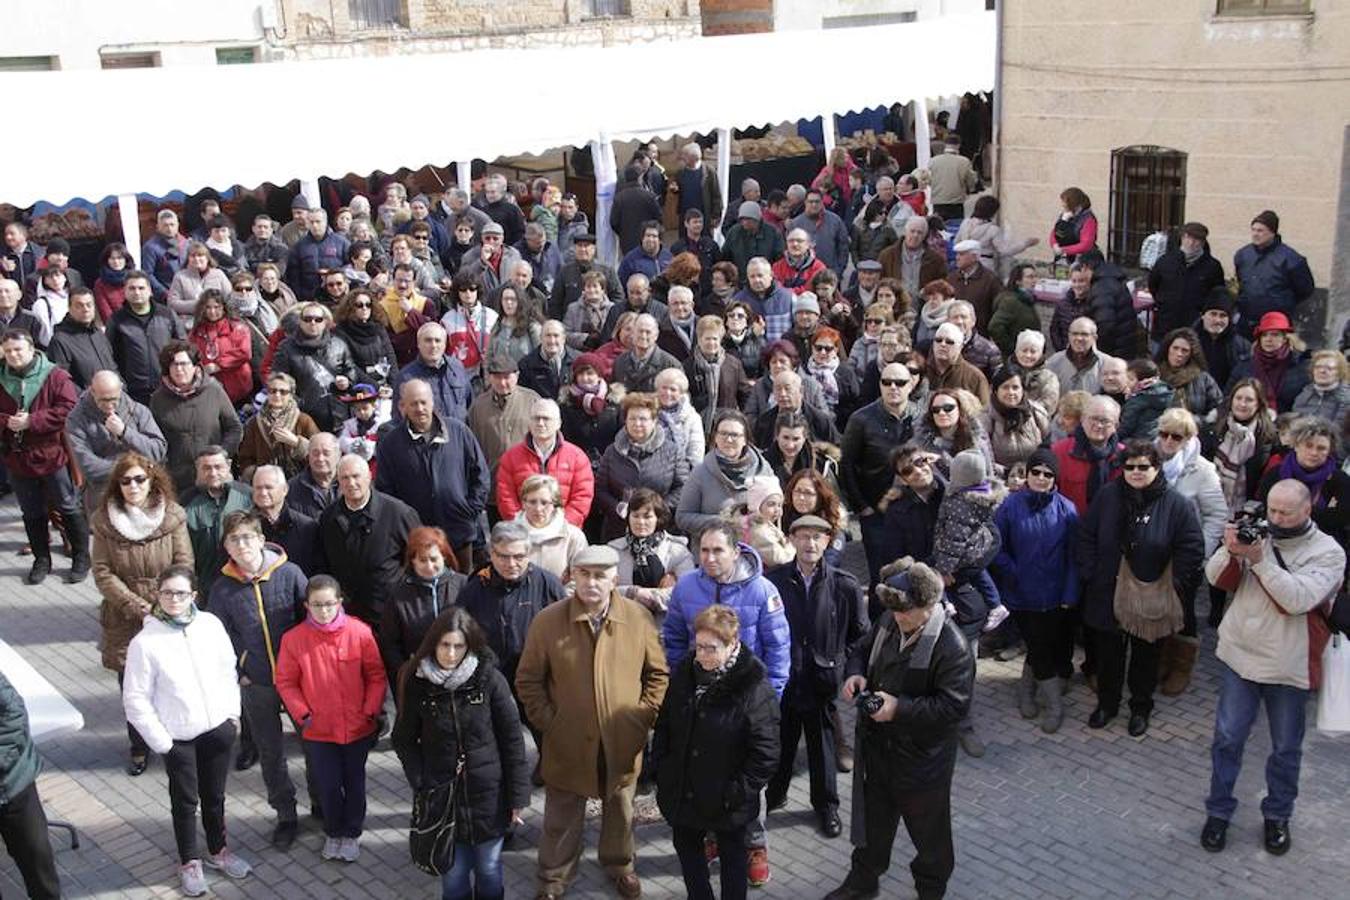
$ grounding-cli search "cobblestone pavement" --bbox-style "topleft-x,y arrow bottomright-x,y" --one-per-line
1,497 -> 1346,899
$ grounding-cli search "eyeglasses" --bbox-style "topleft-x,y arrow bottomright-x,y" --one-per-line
933,337 -> 958,345
119,474 -> 149,486
813,344 -> 836,353
225,532 -> 263,545
1158,431 -> 1187,442
308,601 -> 341,610
931,403 -> 957,414
412,234 -> 429,240
1086,415 -> 1115,426
1122,463 -> 1155,472
301,315 -> 326,323
1028,467 -> 1055,479
269,386 -> 292,394
694,643 -> 726,654
158,590 -> 194,602
899,458 -> 932,478
715,430 -> 746,441
880,378 -> 910,388
459,285 -> 479,292
865,318 -> 885,325
726,311 -> 746,319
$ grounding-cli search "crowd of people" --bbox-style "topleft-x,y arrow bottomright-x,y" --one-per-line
0,135 -> 1345,900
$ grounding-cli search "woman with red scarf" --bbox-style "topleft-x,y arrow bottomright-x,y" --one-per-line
1231,312 -> 1311,413
810,148 -> 859,214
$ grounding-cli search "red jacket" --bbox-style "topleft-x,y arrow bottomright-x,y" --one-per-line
93,278 -> 126,325
275,614 -> 387,745
1051,434 -> 1123,517
189,319 -> 254,404
495,435 -> 595,527
771,254 -> 828,296
0,355 -> 77,478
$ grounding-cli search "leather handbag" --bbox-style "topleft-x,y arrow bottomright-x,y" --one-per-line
1113,560 -> 1183,641
409,758 -> 464,876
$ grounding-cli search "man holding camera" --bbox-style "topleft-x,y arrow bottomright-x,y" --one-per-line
827,562 -> 974,900
1200,479 -> 1344,856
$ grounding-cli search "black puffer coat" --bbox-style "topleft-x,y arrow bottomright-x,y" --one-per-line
1089,262 -> 1140,359
392,651 -> 531,843
336,320 -> 399,390
1076,479 -> 1205,632
270,331 -> 357,429
653,649 -> 780,832
379,570 -> 469,685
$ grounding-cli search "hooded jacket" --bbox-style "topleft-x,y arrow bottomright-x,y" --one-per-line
653,650 -> 780,831
993,488 -> 1081,612
45,316 -> 116,390
1117,380 -> 1175,441
665,543 -> 791,696
392,650 -> 531,842
275,611 -> 387,745
208,544 -> 308,687
122,609 -> 241,753
270,331 -> 358,425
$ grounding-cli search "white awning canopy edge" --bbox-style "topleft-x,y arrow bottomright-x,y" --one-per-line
0,13 -> 995,208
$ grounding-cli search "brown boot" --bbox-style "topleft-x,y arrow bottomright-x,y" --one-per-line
1156,634 -> 1178,682
1160,636 -> 1199,696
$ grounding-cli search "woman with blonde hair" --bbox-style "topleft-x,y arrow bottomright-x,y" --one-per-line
1291,348 -> 1350,424
513,474 -> 587,581
235,371 -> 320,482
92,451 -> 192,776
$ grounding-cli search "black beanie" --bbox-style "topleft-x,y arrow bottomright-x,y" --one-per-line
1027,447 -> 1059,479
1201,287 -> 1234,315
1251,210 -> 1279,233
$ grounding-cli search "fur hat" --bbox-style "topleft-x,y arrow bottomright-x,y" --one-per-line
876,559 -> 944,611
948,449 -> 988,492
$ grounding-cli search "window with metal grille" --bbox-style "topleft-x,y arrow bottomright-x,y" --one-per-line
100,53 -> 159,70
0,56 -> 57,71
585,0 -> 631,16
349,0 -> 405,29
1108,146 -> 1187,268
216,47 -> 258,65
1216,0 -> 1311,15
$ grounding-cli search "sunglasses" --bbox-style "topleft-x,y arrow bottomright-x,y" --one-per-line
865,318 -> 885,325
899,458 -> 932,478
301,315 -> 326,323
931,403 -> 957,414
1028,467 -> 1055,478
1158,431 -> 1187,442
352,300 -> 372,309
880,378 -> 910,388
1123,463 -> 1155,472
120,474 -> 149,486
813,344 -> 836,353
933,337 -> 958,345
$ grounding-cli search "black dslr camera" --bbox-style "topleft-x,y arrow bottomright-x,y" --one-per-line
1232,501 -> 1269,545
856,691 -> 884,716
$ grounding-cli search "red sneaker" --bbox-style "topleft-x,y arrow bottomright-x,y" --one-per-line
748,848 -> 770,886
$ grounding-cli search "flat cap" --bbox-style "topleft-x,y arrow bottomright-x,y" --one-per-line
571,545 -> 620,569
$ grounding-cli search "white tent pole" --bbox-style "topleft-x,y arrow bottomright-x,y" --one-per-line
715,127 -> 732,244
118,194 -> 141,268
455,160 -> 472,192
300,178 -> 322,210
822,112 -> 837,164
591,134 -> 619,269
913,98 -> 932,210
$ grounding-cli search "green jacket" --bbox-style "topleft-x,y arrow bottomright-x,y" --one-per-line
0,672 -> 41,806
987,288 -> 1041,358
721,223 -> 785,281
0,351 -> 55,412
182,481 -> 254,600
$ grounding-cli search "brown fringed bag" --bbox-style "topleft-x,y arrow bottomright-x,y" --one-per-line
1114,560 -> 1183,641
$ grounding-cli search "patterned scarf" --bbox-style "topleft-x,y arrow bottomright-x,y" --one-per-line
160,369 -> 203,399
417,652 -> 480,692
693,641 -> 742,700
1215,418 -> 1257,511
256,396 -> 301,449
806,355 -> 841,408
627,532 -> 667,588
153,601 -> 198,629
569,378 -> 609,417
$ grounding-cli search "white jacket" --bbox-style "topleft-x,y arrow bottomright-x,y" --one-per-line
122,612 -> 241,753
1207,525 -> 1344,690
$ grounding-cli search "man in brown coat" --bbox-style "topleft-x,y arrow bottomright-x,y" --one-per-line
516,544 -> 669,900
924,322 -> 990,405
947,239 -> 1002,333
879,217 -> 947,298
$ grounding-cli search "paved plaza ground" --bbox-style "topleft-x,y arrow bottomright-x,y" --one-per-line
1,496 -> 1346,899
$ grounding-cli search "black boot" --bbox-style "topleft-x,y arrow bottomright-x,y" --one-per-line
22,516 -> 51,585
64,509 -> 92,583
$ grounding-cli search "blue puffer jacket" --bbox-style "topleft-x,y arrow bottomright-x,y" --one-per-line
992,489 -> 1080,612
208,545 -> 309,687
664,543 -> 791,697
287,230 -> 351,298
1234,236 -> 1315,327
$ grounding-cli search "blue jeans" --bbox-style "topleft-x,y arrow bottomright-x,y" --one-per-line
440,836 -> 504,900
1206,661 -> 1309,822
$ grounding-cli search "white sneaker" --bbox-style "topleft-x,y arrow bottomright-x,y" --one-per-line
179,860 -> 207,897
321,837 -> 342,861
205,847 -> 252,879
983,605 -> 1010,633
338,836 -> 361,863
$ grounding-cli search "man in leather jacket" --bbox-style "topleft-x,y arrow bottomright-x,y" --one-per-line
825,561 -> 973,900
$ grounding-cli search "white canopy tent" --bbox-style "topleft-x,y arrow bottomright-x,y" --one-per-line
0,13 -> 995,265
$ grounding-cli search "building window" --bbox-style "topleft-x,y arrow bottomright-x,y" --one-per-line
349,0 -> 405,29
100,52 -> 160,69
1108,146 -> 1188,268
0,55 -> 57,71
585,0 -> 631,16
1216,0 -> 1311,15
216,47 -> 258,65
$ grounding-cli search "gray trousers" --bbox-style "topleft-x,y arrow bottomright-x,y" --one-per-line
240,682 -> 318,820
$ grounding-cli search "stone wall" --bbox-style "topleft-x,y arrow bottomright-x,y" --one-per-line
281,0 -> 699,54
699,0 -> 773,35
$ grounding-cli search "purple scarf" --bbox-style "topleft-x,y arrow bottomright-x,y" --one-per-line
1279,453 -> 1337,509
